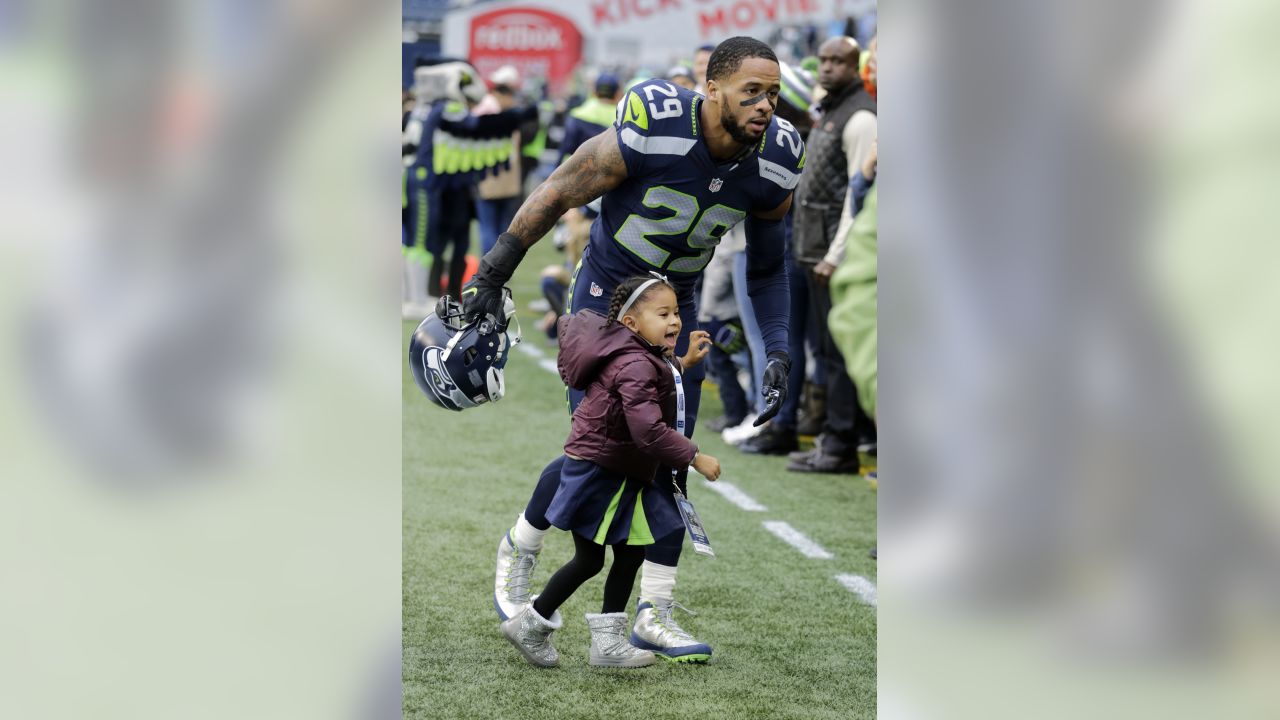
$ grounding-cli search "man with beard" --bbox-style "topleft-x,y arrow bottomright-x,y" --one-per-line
787,35 -> 878,474
463,36 -> 804,662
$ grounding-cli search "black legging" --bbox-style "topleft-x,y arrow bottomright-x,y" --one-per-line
532,531 -> 646,618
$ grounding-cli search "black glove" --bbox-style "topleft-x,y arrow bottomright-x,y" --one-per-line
753,351 -> 791,426
706,318 -> 746,355
462,232 -> 527,326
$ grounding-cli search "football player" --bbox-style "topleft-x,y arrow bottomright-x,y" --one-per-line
466,36 -> 803,662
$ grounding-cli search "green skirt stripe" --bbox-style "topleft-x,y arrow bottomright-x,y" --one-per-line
591,481 -> 654,545
593,483 -> 627,545
627,488 -> 653,545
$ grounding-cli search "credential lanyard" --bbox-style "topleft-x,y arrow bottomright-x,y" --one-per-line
667,358 -> 686,462
665,358 -> 714,557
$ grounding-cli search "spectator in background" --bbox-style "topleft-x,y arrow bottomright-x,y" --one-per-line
473,66 -> 525,256
692,44 -> 714,94
403,59 -> 534,306
831,63 -> 878,416
558,73 -> 620,162
860,36 -> 877,101
519,81 -> 551,189
667,65 -> 696,91
788,36 -> 877,474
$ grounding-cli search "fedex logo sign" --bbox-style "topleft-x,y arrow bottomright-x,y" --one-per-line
473,14 -> 566,51
469,7 -> 583,93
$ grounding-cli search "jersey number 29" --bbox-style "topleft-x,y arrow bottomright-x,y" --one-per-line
643,82 -> 682,120
614,185 -> 747,273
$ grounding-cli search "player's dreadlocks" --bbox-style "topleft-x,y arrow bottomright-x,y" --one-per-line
706,36 -> 778,82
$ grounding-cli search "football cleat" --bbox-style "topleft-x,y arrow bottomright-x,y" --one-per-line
630,598 -> 712,663
493,530 -> 539,621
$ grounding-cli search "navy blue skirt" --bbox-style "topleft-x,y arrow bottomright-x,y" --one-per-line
545,456 -> 683,545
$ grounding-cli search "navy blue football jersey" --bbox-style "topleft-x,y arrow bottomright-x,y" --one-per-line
582,79 -> 806,292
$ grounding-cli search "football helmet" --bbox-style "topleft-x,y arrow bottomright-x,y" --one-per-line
409,293 -> 520,411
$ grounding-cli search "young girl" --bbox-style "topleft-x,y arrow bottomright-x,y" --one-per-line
500,273 -> 719,668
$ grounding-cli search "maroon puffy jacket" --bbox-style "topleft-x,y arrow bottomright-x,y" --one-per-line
558,310 -> 698,480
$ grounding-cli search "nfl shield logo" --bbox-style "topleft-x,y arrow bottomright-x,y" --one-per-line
590,282 -> 603,297
709,178 -> 723,192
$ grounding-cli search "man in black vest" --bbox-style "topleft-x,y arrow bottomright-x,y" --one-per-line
788,36 -> 878,474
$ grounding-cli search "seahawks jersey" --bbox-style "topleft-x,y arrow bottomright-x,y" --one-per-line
583,79 -> 806,292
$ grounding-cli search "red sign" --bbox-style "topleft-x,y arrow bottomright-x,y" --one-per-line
469,7 -> 583,95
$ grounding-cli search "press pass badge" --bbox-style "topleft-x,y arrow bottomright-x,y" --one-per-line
665,355 -> 713,556
673,484 -> 715,558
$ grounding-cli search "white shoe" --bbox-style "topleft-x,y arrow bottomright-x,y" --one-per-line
721,414 -> 764,446
629,598 -> 712,663
494,530 -> 539,621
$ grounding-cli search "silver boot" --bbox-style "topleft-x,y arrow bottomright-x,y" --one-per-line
494,530 -> 539,621
501,604 -> 562,667
586,612 -> 656,668
630,598 -> 713,663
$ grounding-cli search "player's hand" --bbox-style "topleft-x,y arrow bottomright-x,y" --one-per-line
813,260 -> 836,286
460,278 -> 508,329
692,452 -> 721,481
753,352 -> 791,426
463,232 -> 527,325
680,330 -> 712,368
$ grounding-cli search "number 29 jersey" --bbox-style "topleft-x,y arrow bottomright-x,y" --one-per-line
582,79 -> 806,294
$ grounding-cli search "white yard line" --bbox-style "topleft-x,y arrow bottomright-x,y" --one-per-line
701,480 -> 768,511
515,340 -> 560,376
834,574 -> 878,607
761,520 -> 834,559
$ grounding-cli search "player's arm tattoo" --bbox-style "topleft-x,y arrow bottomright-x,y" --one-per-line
508,128 -> 629,248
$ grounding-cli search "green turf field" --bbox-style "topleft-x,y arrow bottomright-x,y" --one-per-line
403,238 -> 877,719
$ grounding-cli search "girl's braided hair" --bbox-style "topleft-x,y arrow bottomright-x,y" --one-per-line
602,273 -> 676,328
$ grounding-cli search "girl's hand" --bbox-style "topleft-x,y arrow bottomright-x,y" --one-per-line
680,330 -> 712,368
692,452 -> 721,481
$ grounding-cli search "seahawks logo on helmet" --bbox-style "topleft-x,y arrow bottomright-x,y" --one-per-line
409,294 -> 520,412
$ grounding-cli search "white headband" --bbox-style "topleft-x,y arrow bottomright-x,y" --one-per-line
617,272 -> 670,320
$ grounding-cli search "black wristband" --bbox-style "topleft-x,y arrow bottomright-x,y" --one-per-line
478,232 -> 528,286
766,350 -> 791,373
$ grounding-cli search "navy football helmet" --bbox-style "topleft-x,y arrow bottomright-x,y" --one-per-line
409,293 -> 520,411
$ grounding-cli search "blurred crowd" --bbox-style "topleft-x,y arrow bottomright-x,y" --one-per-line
402,27 -> 879,480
